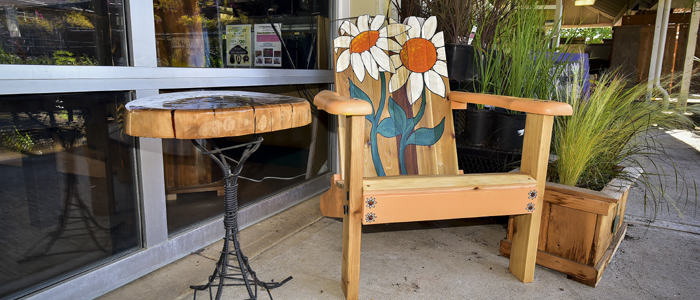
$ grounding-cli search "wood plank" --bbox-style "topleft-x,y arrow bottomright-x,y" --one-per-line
600,167 -> 641,200
618,190 -> 630,226
590,223 -> 628,287
610,26 -> 642,79
212,107 -> 256,137
546,181 -> 618,203
363,173 -> 535,192
253,103 -> 274,133
637,25 -> 655,82
674,23 -> 690,82
622,13 -> 693,26
124,109 -> 174,138
544,183 -> 616,216
126,91 -> 309,139
537,202 -> 551,252
500,239 -> 599,285
337,115 -> 347,180
509,114 -> 553,283
592,203 -> 617,265
545,205 -> 597,265
661,26 -> 678,76
290,101 -> 313,129
363,185 -> 535,225
333,37 -> 457,178
341,115 -> 364,300
320,174 -> 344,218
449,91 -> 573,116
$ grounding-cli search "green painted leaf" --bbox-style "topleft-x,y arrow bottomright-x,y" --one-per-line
388,97 -> 407,133
377,117 -> 400,138
349,79 -> 375,119
407,117 -> 446,146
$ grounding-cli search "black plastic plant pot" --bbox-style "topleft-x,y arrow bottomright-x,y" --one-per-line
445,44 -> 478,83
491,110 -> 527,152
464,108 -> 493,147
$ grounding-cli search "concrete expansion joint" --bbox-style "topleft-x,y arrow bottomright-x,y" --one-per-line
626,215 -> 700,235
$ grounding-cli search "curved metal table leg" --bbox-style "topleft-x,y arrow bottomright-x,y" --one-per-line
189,136 -> 291,300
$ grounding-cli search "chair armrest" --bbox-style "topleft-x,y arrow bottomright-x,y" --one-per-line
449,91 -> 572,116
314,90 -> 374,116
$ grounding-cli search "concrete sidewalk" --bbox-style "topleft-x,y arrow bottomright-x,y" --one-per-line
100,130 -> 700,299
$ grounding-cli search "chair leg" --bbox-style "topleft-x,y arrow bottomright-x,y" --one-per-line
509,114 -> 553,282
341,206 -> 362,299
341,115 -> 365,299
509,212 -> 541,282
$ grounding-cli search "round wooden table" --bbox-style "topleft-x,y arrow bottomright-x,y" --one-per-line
125,91 -> 311,300
124,91 -> 311,139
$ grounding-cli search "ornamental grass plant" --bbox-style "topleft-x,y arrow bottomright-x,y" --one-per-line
550,69 -> 699,215
473,0 -> 571,101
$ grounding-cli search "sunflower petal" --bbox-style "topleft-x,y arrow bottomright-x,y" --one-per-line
422,16 -> 437,40
408,71 -> 424,104
340,21 -> 359,36
333,36 -> 352,53
436,46 -> 446,61
389,66 -> 410,93
384,24 -> 410,37
357,15 -> 370,32
424,70 -> 446,98
431,31 -> 445,48
367,54 -> 380,80
336,49 -> 351,72
406,17 -> 421,39
394,32 -> 408,46
433,60 -> 448,77
370,46 -> 391,72
370,15 -> 385,31
351,52 -> 366,82
390,54 -> 402,72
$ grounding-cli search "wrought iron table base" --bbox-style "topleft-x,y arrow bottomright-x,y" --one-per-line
190,136 -> 291,300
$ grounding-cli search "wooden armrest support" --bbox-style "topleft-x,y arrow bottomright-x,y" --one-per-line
314,90 -> 373,116
449,91 -> 572,116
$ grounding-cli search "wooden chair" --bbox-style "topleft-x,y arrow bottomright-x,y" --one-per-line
314,15 -> 572,299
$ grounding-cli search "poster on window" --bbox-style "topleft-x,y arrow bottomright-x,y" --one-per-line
254,23 -> 282,67
226,25 -> 252,67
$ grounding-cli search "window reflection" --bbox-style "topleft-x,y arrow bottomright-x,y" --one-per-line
0,0 -> 128,66
0,92 -> 139,298
154,0 -> 330,69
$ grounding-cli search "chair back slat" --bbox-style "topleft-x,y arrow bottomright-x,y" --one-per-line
333,15 -> 459,178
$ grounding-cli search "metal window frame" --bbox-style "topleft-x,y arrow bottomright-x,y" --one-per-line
5,0 -> 342,298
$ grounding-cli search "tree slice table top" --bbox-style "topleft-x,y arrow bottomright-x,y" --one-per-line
124,91 -> 312,139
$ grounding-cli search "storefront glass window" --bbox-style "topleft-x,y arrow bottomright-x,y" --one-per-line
154,0 -> 330,69
0,92 -> 140,298
0,0 -> 128,66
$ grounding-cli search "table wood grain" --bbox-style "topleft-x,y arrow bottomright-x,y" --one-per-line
125,91 -> 312,139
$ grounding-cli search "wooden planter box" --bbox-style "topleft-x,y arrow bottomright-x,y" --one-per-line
500,167 -> 640,287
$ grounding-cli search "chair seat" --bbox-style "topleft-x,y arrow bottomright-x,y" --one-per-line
361,173 -> 538,225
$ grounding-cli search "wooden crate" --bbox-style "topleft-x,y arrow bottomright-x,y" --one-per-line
163,139 -> 224,200
500,167 -> 640,287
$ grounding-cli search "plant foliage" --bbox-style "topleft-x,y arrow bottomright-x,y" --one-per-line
550,69 -> 698,208
473,0 -> 571,101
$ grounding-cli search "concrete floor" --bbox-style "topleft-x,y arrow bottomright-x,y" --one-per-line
100,129 -> 700,300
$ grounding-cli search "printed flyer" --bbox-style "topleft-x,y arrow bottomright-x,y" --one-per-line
253,23 -> 282,67
226,24 -> 251,67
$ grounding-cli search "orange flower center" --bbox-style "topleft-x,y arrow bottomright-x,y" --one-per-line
400,38 -> 437,73
350,31 -> 380,53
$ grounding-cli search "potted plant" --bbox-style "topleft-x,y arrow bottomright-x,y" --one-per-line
500,70 -> 698,286
472,0 -> 572,152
